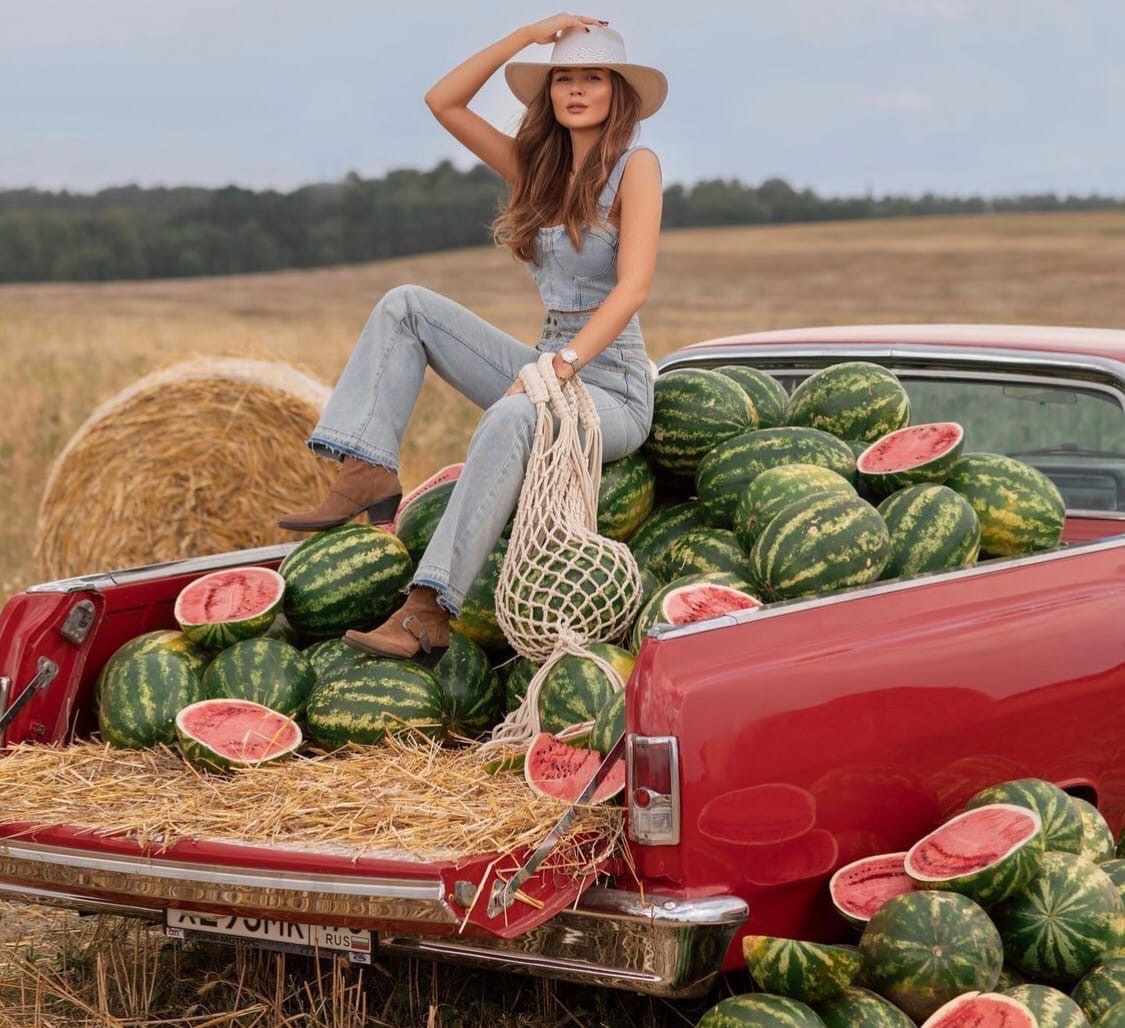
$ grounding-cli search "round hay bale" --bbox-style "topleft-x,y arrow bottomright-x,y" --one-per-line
35,357 -> 337,580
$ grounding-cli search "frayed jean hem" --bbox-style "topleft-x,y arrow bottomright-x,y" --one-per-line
411,574 -> 462,618
307,435 -> 400,474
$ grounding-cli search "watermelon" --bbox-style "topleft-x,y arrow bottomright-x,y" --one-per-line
96,642 -> 207,749
944,453 -> 1066,557
1094,1000 -> 1125,1026
502,655 -> 538,714
304,658 -> 444,748
201,637 -> 316,718
966,779 -> 1085,855
631,572 -> 759,651
590,689 -> 624,756
714,364 -> 789,429
649,526 -> 754,583
1119,830 -> 1125,859
175,698 -> 301,772
742,935 -> 864,1003
878,484 -> 981,579
829,852 -> 919,929
627,501 -> 707,571
815,986 -> 915,1028
523,731 -> 624,804
105,629 -> 212,678
450,535 -> 509,651
303,637 -> 369,679
433,630 -> 503,740
990,851 -> 1124,984
696,993 -> 827,1027
785,361 -> 911,444
1073,797 -> 1116,863
733,463 -> 856,553
1003,984 -> 1089,1028
279,524 -> 413,639
597,451 -> 656,542
536,643 -> 633,734
995,966 -> 1029,991
856,422 -> 965,496
918,992 -> 1036,1027
750,492 -> 890,601
393,464 -> 462,563
1104,859 -> 1125,903
1072,958 -> 1125,1022
643,367 -> 758,476
858,891 -> 1004,1022
173,566 -> 286,648
696,426 -> 858,528
904,803 -> 1045,907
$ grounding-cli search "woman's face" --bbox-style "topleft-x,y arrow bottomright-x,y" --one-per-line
550,67 -> 613,130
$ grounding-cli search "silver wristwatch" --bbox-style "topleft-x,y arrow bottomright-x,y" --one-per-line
558,347 -> 582,373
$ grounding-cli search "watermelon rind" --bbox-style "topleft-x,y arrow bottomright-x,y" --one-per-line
990,851 -> 1124,985
627,501 -> 707,571
450,535 -> 509,651
966,778 -> 1085,855
814,986 -> 914,1028
829,851 -> 918,929
785,361 -> 911,443
1003,983 -> 1090,1028
649,526 -> 754,583
856,422 -> 965,495
433,630 -> 503,741
175,698 -> 302,772
590,689 -> 625,756
696,992 -> 827,1027
877,483 -> 981,580
523,732 -> 624,805
733,463 -> 856,554
97,644 -> 206,749
1104,859 -> 1125,903
631,571 -> 757,652
904,802 -> 1044,907
1094,999 -> 1125,1026
394,478 -> 457,563
536,643 -> 633,735
918,991 -> 1036,1027
201,637 -> 316,718
1073,797 -> 1117,864
597,450 -> 656,542
174,566 -> 286,649
1069,957 -> 1125,1021
105,630 -> 212,679
714,364 -> 789,429
858,890 -> 1004,1022
742,934 -> 864,1003
502,655 -> 539,714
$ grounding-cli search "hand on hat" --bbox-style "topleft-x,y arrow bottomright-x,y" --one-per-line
525,13 -> 608,46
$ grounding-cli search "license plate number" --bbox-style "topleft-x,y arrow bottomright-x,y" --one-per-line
165,909 -> 372,964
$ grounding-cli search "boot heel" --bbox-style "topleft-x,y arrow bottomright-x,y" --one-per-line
366,493 -> 402,524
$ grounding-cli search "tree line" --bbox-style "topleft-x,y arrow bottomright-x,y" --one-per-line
1,161 -> 1121,283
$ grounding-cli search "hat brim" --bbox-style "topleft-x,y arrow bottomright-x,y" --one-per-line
504,62 -> 668,120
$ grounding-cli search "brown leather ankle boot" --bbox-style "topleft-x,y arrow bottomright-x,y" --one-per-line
344,587 -> 451,665
278,456 -> 402,532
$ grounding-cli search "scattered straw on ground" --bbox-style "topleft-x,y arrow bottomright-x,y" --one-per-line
34,356 -> 336,581
0,735 -> 622,865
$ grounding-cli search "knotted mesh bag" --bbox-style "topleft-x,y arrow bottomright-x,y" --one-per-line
487,353 -> 643,751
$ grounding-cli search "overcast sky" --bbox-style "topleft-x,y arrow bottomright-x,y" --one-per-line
4,0 -> 1124,198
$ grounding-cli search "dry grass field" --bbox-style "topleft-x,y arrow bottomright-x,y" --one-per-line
0,210 -> 1124,1025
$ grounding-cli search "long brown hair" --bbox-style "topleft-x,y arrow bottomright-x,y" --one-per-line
492,70 -> 641,263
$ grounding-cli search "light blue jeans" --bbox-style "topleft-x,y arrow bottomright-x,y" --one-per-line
308,284 -> 655,615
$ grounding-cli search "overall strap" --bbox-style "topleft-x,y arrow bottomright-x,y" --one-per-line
597,146 -> 643,211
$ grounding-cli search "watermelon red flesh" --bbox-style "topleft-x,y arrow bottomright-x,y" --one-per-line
176,699 -> 301,765
661,583 -> 762,624
919,992 -> 1037,1027
829,851 -> 918,926
174,567 -> 285,646
857,422 -> 965,494
524,732 -> 624,804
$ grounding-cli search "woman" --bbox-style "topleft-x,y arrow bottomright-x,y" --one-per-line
279,13 -> 666,663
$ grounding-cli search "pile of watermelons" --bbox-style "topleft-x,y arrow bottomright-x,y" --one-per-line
697,777 -> 1125,1027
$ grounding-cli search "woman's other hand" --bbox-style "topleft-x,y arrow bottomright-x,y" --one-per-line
503,376 -> 527,397
524,13 -> 606,46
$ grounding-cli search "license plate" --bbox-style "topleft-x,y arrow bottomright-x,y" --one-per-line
164,909 -> 373,964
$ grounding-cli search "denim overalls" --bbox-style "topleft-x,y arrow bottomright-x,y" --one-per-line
308,147 -> 656,615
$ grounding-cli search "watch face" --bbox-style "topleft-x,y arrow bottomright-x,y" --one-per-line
561,347 -> 580,366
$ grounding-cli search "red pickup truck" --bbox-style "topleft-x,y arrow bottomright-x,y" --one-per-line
0,323 -> 1121,1000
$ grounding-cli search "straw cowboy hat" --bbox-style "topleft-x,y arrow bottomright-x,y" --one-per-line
505,25 -> 668,120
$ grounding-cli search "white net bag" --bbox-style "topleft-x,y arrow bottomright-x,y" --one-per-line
486,353 -> 643,752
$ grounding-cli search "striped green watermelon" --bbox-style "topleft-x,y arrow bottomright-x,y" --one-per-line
742,935 -> 864,1003
714,365 -> 789,429
1104,859 -> 1125,903
785,361 -> 911,443
434,630 -> 503,740
990,851 -> 1124,984
697,993 -> 827,1027
1119,830 -> 1125,859
1072,958 -> 1125,1022
631,572 -> 758,651
643,367 -> 758,476
279,525 -> 413,639
1073,797 -> 1117,863
904,803 -> 1044,907
590,689 -> 624,756
856,422 -> 965,496
919,992 -> 1036,1027
1003,984 -> 1089,1028
450,535 -> 509,651
393,465 -> 461,562
536,643 -> 633,734
944,453 -> 1066,557
303,638 -> 370,679
650,526 -> 754,583
97,642 -> 207,748
750,492 -> 890,601
877,484 -> 981,579
815,987 -> 914,1028
175,698 -> 301,772
305,658 -> 444,748
1095,1000 -> 1125,1026
995,966 -> 1029,991
696,426 -> 858,528
858,891 -> 1003,1022
733,464 -> 856,553
502,655 -> 538,714
829,852 -> 919,929
105,630 -> 213,678
174,566 -> 285,648
627,501 -> 706,570
597,451 -> 656,542
966,779 -> 1085,854
201,637 -> 316,718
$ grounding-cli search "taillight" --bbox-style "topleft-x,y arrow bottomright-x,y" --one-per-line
627,735 -> 681,845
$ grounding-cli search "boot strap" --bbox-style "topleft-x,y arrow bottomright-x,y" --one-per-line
400,615 -> 431,654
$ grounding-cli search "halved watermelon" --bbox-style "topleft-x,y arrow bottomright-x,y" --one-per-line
631,574 -> 761,650
392,462 -> 463,528
829,851 -> 918,928
919,991 -> 1036,1027
175,698 -> 302,772
857,422 -> 964,495
174,566 -> 285,648
524,731 -> 624,804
